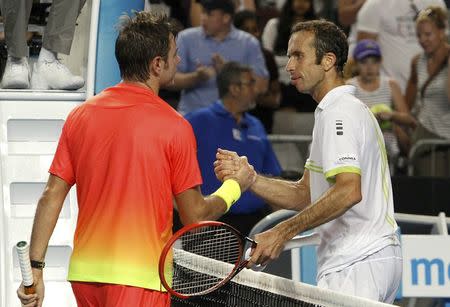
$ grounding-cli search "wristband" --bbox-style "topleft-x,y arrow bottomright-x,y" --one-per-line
211,179 -> 241,212
30,260 -> 45,269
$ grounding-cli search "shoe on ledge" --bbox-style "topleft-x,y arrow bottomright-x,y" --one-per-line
31,59 -> 85,90
1,56 -> 30,89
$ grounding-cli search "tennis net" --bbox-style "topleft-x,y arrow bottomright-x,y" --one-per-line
170,249 -> 394,307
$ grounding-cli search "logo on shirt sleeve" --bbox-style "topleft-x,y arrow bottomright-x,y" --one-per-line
336,120 -> 343,136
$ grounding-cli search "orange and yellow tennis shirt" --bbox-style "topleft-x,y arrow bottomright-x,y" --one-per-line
49,82 -> 202,290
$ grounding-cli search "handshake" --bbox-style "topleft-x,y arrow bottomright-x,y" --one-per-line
214,148 -> 257,193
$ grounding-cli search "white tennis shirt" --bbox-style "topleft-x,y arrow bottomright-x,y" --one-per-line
305,85 -> 399,279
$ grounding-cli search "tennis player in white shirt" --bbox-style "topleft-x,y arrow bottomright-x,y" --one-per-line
214,19 -> 402,303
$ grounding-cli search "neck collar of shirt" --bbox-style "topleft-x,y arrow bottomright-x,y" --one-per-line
110,82 -> 163,104
201,25 -> 239,41
212,100 -> 249,127
316,85 -> 356,111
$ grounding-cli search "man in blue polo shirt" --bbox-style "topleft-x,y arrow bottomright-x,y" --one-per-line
171,0 -> 269,115
185,62 -> 281,236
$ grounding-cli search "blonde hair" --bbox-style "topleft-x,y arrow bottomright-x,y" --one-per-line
416,5 -> 448,30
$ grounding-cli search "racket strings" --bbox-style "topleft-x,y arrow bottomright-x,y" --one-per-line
166,225 -> 242,295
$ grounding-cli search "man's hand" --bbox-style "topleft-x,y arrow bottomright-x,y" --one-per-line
17,269 -> 44,307
247,228 -> 286,268
214,148 -> 256,192
375,111 -> 393,121
195,64 -> 215,83
212,53 -> 225,72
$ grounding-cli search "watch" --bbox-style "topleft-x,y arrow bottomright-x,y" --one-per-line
30,260 -> 45,269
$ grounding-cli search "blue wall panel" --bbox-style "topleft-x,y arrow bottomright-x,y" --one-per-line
95,0 -> 144,94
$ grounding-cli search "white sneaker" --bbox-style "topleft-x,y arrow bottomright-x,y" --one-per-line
1,56 -> 30,89
31,59 -> 84,90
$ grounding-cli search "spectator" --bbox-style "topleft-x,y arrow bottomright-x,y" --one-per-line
356,0 -> 446,93
262,0 -> 317,112
172,0 -> 269,114
185,62 -> 281,236
234,10 -> 281,133
0,0 -> 85,90
405,5 -> 450,177
346,39 -> 416,168
337,0 -> 366,79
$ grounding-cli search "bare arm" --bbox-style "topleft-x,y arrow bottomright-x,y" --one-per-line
169,67 -> 215,91
29,175 -> 70,261
249,170 -> 311,211
17,175 -> 71,307
405,55 -> 419,111
175,187 -> 228,225
356,31 -> 377,41
249,172 -> 362,266
388,79 -> 417,127
214,148 -> 309,210
177,156 -> 256,225
338,0 -> 366,27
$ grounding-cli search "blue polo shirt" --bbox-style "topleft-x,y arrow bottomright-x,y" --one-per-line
176,26 -> 269,114
185,101 -> 281,214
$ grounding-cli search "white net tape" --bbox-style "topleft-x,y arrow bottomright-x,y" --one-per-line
173,248 -> 395,307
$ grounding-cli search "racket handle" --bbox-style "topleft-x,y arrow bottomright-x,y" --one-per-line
24,284 -> 36,295
15,241 -> 36,294
245,248 -> 267,271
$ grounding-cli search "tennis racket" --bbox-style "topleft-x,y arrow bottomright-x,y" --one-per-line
158,221 -> 255,299
15,241 -> 36,295
158,221 -> 319,299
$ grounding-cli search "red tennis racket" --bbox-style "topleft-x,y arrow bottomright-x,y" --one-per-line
158,221 -> 256,299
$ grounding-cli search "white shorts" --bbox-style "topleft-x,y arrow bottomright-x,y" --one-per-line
317,245 -> 402,303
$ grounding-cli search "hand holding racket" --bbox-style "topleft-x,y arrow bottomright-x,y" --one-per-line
16,241 -> 42,307
16,241 -> 36,294
158,221 -> 319,298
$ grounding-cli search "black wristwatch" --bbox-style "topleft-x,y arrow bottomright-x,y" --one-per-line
30,260 -> 45,269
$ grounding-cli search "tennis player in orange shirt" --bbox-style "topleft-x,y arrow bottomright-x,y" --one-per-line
17,11 -> 255,307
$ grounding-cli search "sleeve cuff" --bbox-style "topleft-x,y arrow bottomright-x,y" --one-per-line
324,166 -> 361,183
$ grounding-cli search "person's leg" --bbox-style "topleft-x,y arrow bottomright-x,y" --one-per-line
42,0 -> 87,55
71,282 -> 102,307
317,245 -> 402,303
71,282 -> 170,307
1,0 -> 32,58
0,0 -> 32,88
30,0 -> 86,90
103,284 -> 170,307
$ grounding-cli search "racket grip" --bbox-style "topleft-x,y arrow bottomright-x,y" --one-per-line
244,248 -> 267,271
24,284 -> 36,295
15,241 -> 36,294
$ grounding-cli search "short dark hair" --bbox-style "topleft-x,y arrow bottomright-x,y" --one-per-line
115,12 -> 179,82
200,0 -> 235,17
291,20 -> 348,75
217,62 -> 252,98
233,10 -> 257,29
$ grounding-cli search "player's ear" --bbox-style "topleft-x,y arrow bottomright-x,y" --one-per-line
150,56 -> 164,76
229,83 -> 240,97
321,52 -> 336,72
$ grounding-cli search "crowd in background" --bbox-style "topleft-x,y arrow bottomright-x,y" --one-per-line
0,0 -> 449,236
148,0 -> 450,177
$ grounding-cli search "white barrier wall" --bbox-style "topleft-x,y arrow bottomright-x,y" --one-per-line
402,235 -> 450,297
0,100 -> 80,307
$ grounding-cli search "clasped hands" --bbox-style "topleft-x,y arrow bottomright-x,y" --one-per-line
214,148 -> 256,193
